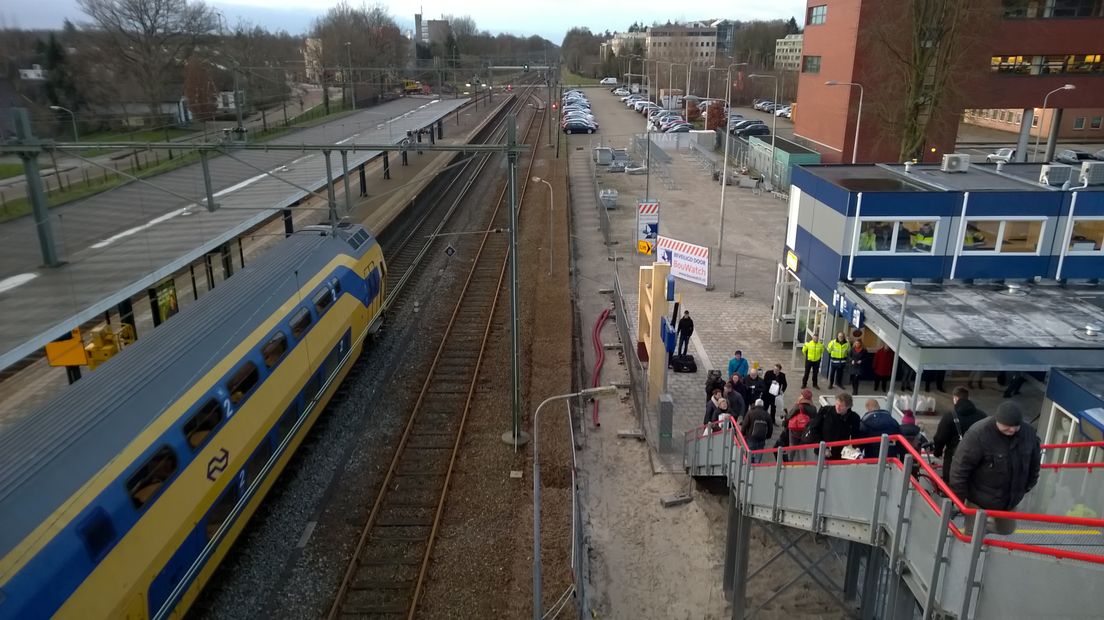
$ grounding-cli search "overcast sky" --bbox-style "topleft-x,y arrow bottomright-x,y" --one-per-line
1,0 -> 808,43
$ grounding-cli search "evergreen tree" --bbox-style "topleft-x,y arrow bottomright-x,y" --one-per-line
40,33 -> 83,109
786,16 -> 801,34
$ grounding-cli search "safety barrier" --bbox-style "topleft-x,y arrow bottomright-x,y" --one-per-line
685,420 -> 1104,618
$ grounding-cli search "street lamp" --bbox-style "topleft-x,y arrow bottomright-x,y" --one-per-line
748,74 -> 778,188
532,385 -> 619,620
532,176 -> 554,274
865,280 -> 911,415
1033,83 -> 1075,163
716,63 -> 748,266
345,41 -> 356,111
49,105 -> 78,142
825,80 -> 865,164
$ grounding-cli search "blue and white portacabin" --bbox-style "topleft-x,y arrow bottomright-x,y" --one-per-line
0,223 -> 386,619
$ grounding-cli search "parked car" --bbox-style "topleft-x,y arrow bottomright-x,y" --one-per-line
599,77 -> 618,85
633,100 -> 654,112
620,94 -> 642,103
659,118 -> 688,131
1055,149 -> 1095,165
729,119 -> 766,134
1094,149 -> 1104,161
563,120 -> 597,134
665,124 -> 693,133
613,88 -> 630,96
754,100 -> 774,111
737,124 -> 771,137
986,147 -> 1016,163
775,106 -> 792,117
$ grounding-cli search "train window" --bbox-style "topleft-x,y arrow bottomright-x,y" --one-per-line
261,332 -> 288,368
289,307 -> 311,339
276,400 -> 301,446
313,287 -> 334,314
126,446 -> 178,510
227,362 -> 259,405
245,439 -> 274,486
321,343 -> 343,380
205,486 -> 238,541
304,373 -> 322,403
77,508 -> 116,563
183,399 -> 223,450
330,277 -> 342,296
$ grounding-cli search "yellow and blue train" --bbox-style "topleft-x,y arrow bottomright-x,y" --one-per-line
0,223 -> 385,618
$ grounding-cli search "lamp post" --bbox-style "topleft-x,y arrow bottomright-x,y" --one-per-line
532,176 -> 554,274
825,80 -> 864,164
345,41 -> 356,111
1033,84 -> 1075,162
49,105 -> 78,142
716,63 -> 748,266
533,385 -> 619,620
865,280 -> 911,414
748,74 -> 778,188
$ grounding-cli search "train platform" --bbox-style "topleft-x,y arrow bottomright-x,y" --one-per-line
0,96 -> 470,371
0,94 -> 508,425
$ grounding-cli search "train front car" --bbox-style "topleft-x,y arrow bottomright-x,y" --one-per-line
0,224 -> 384,619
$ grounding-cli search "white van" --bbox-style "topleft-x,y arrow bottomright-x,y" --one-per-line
599,77 -> 618,85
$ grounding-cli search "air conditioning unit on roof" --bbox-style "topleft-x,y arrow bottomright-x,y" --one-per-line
1040,163 -> 1072,186
1080,161 -> 1104,186
940,153 -> 970,173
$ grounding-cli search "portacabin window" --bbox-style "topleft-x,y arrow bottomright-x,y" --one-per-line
1068,218 -> 1104,253
856,220 -> 938,254
808,4 -> 828,24
801,56 -> 821,74
961,219 -> 1045,254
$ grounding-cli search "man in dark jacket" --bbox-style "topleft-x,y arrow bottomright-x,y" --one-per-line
763,363 -> 788,419
676,311 -> 694,356
949,401 -> 1041,535
741,399 -> 774,463
932,387 -> 987,483
744,368 -> 767,405
806,392 -> 862,459
726,373 -> 750,414
858,399 -> 902,458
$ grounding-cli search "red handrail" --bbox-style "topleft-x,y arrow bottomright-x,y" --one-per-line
689,417 -> 1104,564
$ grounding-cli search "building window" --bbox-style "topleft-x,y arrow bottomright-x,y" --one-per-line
856,220 -> 938,254
808,4 -> 828,24
1050,0 -> 1104,17
991,55 -> 1031,74
999,110 -> 1009,122
1069,219 -> 1104,252
962,219 -> 1045,254
1092,116 -> 1103,129
1074,117 -> 1086,129
1032,115 -> 1040,127
1037,54 -> 1069,74
1016,112 -> 1024,124
802,56 -> 821,73
1068,53 -> 1103,73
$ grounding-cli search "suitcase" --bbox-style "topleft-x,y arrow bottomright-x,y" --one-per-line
671,354 -> 698,373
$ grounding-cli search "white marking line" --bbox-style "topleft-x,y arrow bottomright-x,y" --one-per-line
90,207 -> 191,249
0,272 -> 38,294
297,521 -> 317,548
691,332 -> 713,372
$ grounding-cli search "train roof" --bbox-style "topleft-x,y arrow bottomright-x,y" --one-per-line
0,227 -> 373,561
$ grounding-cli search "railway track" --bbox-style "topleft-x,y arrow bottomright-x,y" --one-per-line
327,90 -> 544,620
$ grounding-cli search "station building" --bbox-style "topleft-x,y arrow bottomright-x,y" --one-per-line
773,159 -> 1104,456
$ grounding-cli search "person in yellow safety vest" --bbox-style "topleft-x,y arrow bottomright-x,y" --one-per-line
826,332 -> 850,390
858,229 -> 877,251
800,335 -> 824,390
964,223 -> 987,247
911,223 -> 935,252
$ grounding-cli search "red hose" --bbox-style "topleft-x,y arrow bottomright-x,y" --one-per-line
590,308 -> 611,427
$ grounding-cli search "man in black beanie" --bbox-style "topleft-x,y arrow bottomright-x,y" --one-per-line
949,401 -> 1041,535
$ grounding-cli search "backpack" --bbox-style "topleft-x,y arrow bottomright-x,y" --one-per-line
750,417 -> 770,441
787,403 -> 814,435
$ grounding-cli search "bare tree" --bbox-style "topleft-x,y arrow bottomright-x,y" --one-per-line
77,0 -> 217,114
867,0 -> 988,161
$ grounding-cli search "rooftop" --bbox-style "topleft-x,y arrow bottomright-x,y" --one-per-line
802,161 -> 1104,194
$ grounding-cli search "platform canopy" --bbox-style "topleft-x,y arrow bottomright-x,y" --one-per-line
841,283 -> 1104,372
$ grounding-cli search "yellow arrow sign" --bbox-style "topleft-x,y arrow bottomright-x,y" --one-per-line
638,240 -> 654,255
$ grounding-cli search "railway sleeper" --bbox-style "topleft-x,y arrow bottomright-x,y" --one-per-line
358,538 -> 426,563
341,588 -> 412,613
353,559 -> 421,583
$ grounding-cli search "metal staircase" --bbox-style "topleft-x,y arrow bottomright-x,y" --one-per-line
685,422 -> 1104,619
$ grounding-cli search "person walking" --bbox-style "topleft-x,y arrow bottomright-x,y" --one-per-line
705,369 -> 725,402
727,350 -> 749,380
724,377 -> 747,419
805,392 -> 861,459
932,387 -> 987,483
741,399 -> 774,463
872,344 -> 893,392
676,310 -> 694,357
704,388 -> 726,425
763,363 -> 788,419
800,335 -> 824,389
949,402 -> 1041,535
849,341 -> 866,396
858,398 -> 902,458
826,332 -> 850,390
744,367 -> 767,406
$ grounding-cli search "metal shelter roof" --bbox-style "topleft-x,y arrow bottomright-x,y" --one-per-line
0,97 -> 468,370
842,282 -> 1104,372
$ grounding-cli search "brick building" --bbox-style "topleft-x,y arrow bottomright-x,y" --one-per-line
793,0 -> 1104,164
